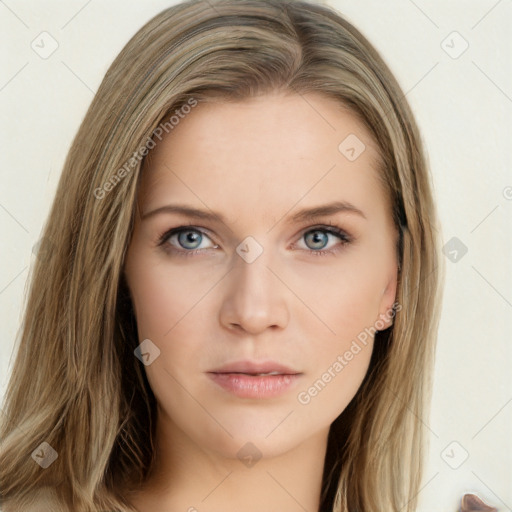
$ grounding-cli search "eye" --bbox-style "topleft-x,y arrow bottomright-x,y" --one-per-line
157,226 -> 218,257
294,225 -> 352,257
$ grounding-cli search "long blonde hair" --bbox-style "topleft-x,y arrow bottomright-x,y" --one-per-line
0,1 -> 444,510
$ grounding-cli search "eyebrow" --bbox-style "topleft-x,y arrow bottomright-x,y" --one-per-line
141,200 -> 367,224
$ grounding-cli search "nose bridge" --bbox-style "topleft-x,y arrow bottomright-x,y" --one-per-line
219,241 -> 289,334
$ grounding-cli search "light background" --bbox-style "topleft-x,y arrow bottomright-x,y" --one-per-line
0,1 -> 511,510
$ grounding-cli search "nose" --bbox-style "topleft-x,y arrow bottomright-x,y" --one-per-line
218,249 -> 290,335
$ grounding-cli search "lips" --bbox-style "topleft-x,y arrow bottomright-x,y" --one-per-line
207,360 -> 302,399
208,360 -> 300,376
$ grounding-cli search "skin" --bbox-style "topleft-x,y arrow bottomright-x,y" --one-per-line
123,91 -> 399,512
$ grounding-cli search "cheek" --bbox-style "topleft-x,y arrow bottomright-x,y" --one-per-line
127,263 -> 214,438
288,256 -> 385,344
125,256 -> 214,388
126,254 -> 214,341
290,258 -> 383,415
294,283 -> 377,423
295,341 -> 373,432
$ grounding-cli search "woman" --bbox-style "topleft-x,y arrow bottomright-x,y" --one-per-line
0,0 -> 496,510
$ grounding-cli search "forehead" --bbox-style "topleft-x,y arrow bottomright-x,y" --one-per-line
138,92 -> 389,225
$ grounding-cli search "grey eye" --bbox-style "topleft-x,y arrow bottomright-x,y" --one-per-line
176,230 -> 204,249
304,230 -> 330,250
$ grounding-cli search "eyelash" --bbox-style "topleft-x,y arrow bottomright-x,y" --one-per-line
156,223 -> 353,258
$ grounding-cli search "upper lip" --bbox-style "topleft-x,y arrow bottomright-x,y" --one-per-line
208,360 -> 300,375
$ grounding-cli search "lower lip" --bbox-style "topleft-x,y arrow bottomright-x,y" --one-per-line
207,372 -> 301,399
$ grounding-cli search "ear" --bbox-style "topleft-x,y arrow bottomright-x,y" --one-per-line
376,266 -> 399,330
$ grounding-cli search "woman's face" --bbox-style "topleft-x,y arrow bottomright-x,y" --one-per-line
124,91 -> 398,461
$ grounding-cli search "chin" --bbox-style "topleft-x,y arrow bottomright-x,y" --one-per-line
199,411 -> 319,461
